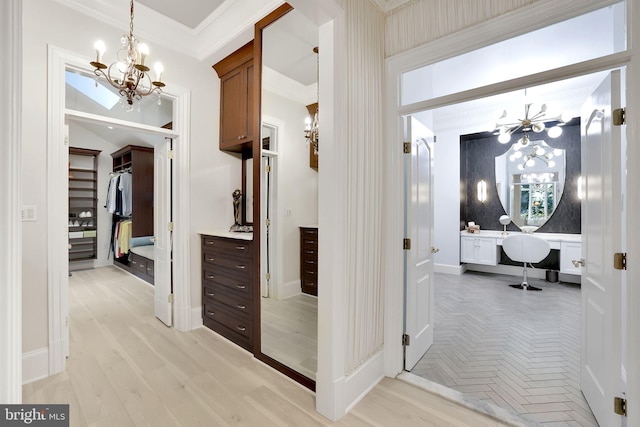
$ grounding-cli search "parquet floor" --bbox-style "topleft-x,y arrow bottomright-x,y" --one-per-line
411,271 -> 598,426
23,266 -> 515,426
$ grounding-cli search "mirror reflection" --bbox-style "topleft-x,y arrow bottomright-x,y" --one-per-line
260,8 -> 319,380
495,140 -> 566,230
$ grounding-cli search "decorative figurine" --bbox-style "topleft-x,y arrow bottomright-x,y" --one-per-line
229,189 -> 252,232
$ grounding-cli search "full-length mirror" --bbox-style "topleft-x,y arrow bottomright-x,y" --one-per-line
495,140 -> 566,229
259,7 -> 319,382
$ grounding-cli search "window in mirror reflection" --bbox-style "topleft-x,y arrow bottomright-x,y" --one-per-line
495,140 -> 566,230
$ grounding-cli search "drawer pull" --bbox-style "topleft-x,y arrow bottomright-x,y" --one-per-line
305,250 -> 315,254
235,246 -> 246,250
206,274 -> 215,280
207,311 -> 215,316
207,257 -> 215,262
235,284 -> 246,289
236,304 -> 246,309
206,241 -> 215,245
205,291 -> 215,297
132,261 -> 137,265
305,240 -> 314,244
236,325 -> 247,331
235,265 -> 246,270
306,260 -> 315,264
237,135 -> 246,140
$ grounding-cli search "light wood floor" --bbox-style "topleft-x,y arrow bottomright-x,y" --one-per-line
23,266 -> 517,426
412,271 -> 597,427
262,293 -> 318,379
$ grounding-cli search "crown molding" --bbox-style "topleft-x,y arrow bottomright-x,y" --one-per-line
52,0 -> 282,62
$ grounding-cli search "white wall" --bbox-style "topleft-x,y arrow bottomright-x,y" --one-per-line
263,90 -> 318,291
22,0 -> 239,357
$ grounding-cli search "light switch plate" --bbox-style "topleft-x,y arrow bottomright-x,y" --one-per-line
21,205 -> 37,221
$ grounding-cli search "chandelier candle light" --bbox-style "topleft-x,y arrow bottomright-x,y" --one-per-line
304,47 -> 319,154
90,0 -> 165,111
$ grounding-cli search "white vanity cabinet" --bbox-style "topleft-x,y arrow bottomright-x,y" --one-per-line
560,241 -> 583,275
460,235 -> 498,266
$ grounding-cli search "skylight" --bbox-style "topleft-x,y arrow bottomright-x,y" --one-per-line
65,70 -> 119,110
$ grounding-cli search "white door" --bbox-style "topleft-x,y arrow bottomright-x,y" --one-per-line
404,116 -> 435,370
154,137 -> 173,326
580,71 -> 623,427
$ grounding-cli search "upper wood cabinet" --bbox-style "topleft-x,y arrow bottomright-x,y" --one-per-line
213,41 -> 255,153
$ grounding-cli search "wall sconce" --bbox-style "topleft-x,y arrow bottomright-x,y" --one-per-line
577,176 -> 584,200
477,180 -> 488,203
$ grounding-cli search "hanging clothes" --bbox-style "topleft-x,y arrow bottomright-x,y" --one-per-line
105,171 -> 132,216
112,218 -> 132,257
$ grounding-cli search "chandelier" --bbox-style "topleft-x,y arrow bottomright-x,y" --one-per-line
494,101 -> 569,147
304,47 -> 319,154
509,140 -> 563,171
90,0 -> 165,111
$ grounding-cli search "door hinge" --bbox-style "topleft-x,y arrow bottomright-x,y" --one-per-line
266,273 -> 271,281
168,294 -> 175,303
614,396 -> 627,416
265,218 -> 271,227
613,108 -> 626,126
402,333 -> 410,346
403,142 -> 411,154
168,149 -> 175,160
614,252 -> 627,270
265,164 -> 272,173
403,238 -> 411,250
168,222 -> 174,232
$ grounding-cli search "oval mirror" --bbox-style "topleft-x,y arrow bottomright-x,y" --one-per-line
495,139 -> 566,231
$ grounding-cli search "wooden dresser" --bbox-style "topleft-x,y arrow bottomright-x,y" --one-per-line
201,234 -> 253,351
299,227 -> 318,296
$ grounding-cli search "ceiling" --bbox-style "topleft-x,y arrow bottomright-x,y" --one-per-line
136,0 -> 226,29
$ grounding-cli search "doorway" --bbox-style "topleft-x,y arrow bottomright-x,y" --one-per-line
394,3 -> 628,426
47,46 -> 191,376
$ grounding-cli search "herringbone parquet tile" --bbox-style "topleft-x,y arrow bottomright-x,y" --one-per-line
411,271 -> 599,427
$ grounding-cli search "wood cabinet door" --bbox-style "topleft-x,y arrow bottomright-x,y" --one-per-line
220,67 -> 247,149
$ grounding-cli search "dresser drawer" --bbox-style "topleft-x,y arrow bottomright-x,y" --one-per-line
203,301 -> 252,340
203,283 -> 251,316
202,250 -> 252,278
203,268 -> 250,297
202,235 -> 252,259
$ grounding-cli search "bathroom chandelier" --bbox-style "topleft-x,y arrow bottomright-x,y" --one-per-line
495,102 -> 569,147
509,140 -> 563,171
90,0 -> 165,111
304,47 -> 319,154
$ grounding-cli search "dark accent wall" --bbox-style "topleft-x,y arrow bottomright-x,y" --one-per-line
460,119 -> 581,234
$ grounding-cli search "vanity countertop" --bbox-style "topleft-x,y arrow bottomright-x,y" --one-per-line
299,224 -> 318,228
200,230 -> 253,241
460,230 -> 581,243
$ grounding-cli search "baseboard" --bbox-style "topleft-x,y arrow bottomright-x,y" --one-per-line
276,280 -> 302,301
191,306 -> 203,330
343,350 -> 385,414
22,347 -> 49,385
434,263 -> 464,275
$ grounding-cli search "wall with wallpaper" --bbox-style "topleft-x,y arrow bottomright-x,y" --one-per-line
460,119 -> 581,234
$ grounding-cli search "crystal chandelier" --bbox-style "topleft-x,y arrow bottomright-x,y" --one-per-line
90,0 -> 165,111
304,47 -> 319,154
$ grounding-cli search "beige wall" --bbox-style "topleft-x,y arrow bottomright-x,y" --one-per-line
21,0 -> 240,353
385,0 -> 541,57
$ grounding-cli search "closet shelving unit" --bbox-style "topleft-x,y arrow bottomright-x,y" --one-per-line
68,147 -> 101,263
